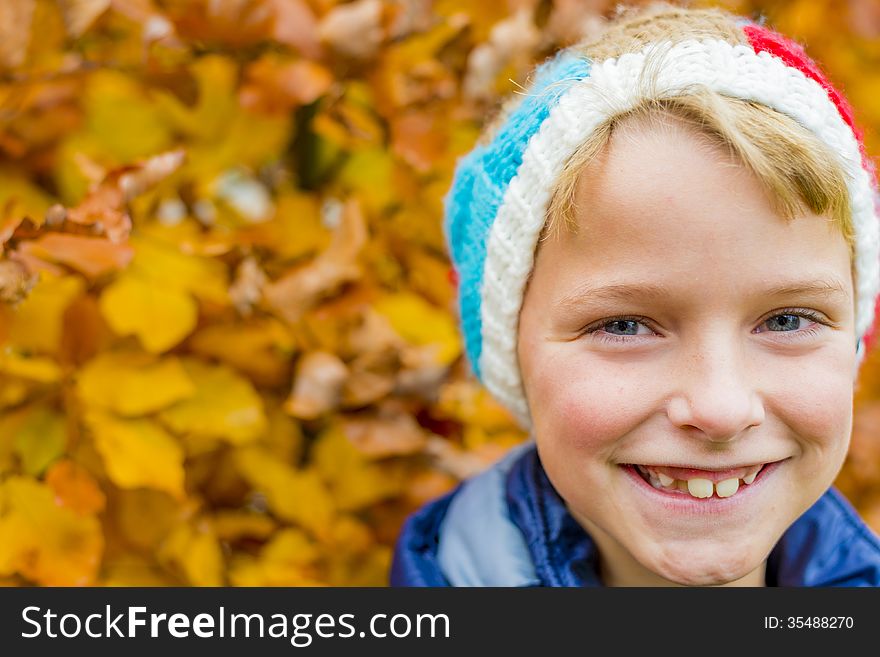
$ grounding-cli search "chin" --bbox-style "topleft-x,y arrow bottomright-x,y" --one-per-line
644,544 -> 764,587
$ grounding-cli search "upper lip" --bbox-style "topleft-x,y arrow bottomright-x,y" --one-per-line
629,458 -> 785,471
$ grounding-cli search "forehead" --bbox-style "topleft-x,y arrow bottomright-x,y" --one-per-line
533,118 -> 853,304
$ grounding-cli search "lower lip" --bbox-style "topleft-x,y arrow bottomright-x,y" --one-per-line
620,460 -> 784,514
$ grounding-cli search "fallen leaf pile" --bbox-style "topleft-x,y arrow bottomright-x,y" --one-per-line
1,0 -> 879,586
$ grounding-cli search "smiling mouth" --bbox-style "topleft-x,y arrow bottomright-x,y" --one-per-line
629,463 -> 769,499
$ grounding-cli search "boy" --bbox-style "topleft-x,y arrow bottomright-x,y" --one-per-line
391,4 -> 880,586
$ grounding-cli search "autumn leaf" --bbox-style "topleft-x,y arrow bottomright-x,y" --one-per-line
45,459 -> 107,516
76,351 -> 196,416
158,520 -> 224,586
13,405 -> 66,476
0,0 -> 36,69
373,291 -> 461,366
99,272 -> 199,352
284,351 -> 349,420
0,476 -> 103,586
7,273 -> 84,354
312,423 -> 406,511
85,409 -> 186,499
235,446 -> 335,537
158,359 -> 267,445
57,0 -> 111,38
264,198 -> 368,323
18,233 -> 134,278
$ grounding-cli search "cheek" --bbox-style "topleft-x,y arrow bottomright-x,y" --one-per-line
524,349 -> 652,456
768,348 -> 854,469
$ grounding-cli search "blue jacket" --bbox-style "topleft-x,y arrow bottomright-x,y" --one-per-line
391,443 -> 880,586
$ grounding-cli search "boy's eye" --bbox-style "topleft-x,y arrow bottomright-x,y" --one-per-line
601,319 -> 652,336
755,312 -> 823,333
760,313 -> 806,332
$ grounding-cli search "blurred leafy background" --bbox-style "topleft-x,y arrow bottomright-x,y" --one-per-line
0,0 -> 878,586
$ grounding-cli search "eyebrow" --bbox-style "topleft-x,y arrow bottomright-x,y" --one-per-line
557,278 -> 851,311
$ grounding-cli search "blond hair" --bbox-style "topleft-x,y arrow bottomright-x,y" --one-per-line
523,4 -> 854,258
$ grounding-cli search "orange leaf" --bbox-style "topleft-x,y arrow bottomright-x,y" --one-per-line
19,233 -> 134,278
45,460 -> 107,516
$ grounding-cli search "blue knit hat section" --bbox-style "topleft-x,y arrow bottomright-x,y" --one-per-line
444,51 -> 592,380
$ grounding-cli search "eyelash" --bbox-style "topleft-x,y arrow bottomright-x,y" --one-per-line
581,309 -> 829,345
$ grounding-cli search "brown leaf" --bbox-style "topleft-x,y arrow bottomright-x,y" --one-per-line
118,149 -> 185,201
0,257 -> 37,305
342,402 -> 427,458
0,0 -> 35,69
228,255 -> 267,316
267,0 -> 322,58
319,0 -> 386,60
57,0 -> 112,38
264,199 -> 367,323
284,351 -> 349,420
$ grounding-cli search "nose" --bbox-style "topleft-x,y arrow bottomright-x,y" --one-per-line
665,335 -> 765,443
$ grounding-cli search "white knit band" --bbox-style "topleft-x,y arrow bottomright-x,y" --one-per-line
479,38 -> 880,428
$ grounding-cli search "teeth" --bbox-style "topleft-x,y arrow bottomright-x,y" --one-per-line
686,478 -> 713,499
742,467 -> 761,485
639,463 -> 767,498
715,477 -> 739,498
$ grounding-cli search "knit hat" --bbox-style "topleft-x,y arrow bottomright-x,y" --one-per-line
445,21 -> 880,428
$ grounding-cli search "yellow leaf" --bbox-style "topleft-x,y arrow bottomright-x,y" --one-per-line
99,555 -> 176,587
235,446 -> 335,537
8,273 -> 84,355
213,511 -> 277,542
158,522 -> 224,586
0,476 -> 102,585
159,359 -> 267,444
83,70 -> 173,162
0,350 -> 62,383
0,406 -> 30,474
311,423 -> 405,511
110,488 -> 191,552
188,318 -> 295,388
155,55 -> 291,178
0,375 -> 31,413
85,410 -> 186,498
128,234 -> 229,305
76,351 -> 196,416
0,170 -> 54,223
237,191 -> 330,261
13,405 -> 66,476
99,272 -> 198,353
373,291 -> 460,366
230,527 -> 322,586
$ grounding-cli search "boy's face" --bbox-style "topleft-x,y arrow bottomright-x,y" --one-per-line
517,116 -> 856,586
